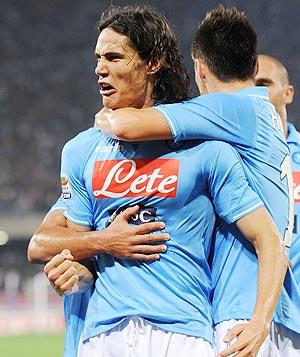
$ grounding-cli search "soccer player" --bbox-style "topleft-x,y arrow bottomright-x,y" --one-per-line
95,6 -> 297,356
27,5 -> 190,355
53,5 -> 288,357
256,54 -> 300,355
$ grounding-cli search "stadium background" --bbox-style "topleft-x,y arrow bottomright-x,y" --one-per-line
1,0 -> 300,355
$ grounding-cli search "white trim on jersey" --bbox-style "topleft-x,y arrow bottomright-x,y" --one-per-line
232,202 -> 263,222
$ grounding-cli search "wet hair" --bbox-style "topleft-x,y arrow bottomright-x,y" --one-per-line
191,5 -> 257,82
97,4 -> 190,104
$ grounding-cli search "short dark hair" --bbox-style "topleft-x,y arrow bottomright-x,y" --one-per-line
191,5 -> 257,82
97,5 -> 190,104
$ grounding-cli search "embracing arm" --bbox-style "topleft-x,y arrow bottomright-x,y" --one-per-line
95,107 -> 172,141
27,206 -> 169,264
95,94 -> 257,147
220,207 -> 288,357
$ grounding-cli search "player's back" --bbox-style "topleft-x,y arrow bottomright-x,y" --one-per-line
211,87 -> 300,333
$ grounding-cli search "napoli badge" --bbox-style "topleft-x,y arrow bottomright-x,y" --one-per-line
61,173 -> 72,199
292,151 -> 300,165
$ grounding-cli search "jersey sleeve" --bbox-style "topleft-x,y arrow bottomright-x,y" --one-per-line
60,140 -> 94,227
201,141 -> 263,223
154,94 -> 257,147
49,195 -> 66,212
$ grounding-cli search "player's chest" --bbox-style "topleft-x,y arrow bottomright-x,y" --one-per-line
82,140 -> 205,205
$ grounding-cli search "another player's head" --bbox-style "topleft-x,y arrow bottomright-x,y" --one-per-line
256,54 -> 294,137
95,5 -> 189,109
191,5 -> 257,94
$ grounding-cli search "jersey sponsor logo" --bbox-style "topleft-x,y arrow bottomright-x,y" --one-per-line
95,142 -> 123,153
293,172 -> 300,203
106,205 -> 157,227
92,158 -> 179,198
61,173 -> 72,199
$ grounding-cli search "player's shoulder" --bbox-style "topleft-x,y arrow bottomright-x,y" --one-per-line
197,141 -> 240,169
191,91 -> 255,116
200,140 -> 239,156
62,127 -> 101,156
64,127 -> 99,148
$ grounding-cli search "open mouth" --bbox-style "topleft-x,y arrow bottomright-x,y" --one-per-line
99,83 -> 116,96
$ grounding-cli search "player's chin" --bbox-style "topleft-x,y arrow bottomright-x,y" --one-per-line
102,96 -> 119,110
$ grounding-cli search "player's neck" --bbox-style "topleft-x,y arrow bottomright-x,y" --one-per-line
278,108 -> 288,138
206,78 -> 255,94
133,81 -> 156,109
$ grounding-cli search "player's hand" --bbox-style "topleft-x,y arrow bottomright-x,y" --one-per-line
218,319 -> 269,357
100,205 -> 170,261
94,107 -> 113,134
44,249 -> 94,296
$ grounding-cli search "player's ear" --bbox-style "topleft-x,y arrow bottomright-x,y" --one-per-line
254,60 -> 259,77
284,85 -> 294,105
147,59 -> 161,75
194,58 -> 206,82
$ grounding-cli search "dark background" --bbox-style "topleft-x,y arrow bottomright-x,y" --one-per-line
2,0 -> 300,217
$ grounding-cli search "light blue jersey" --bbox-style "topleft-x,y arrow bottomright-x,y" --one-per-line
61,128 -> 262,344
49,198 -> 93,357
286,123 -> 300,314
155,86 -> 300,333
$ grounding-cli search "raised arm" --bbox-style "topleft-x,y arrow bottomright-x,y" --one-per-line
95,107 -> 171,141
95,93 -> 257,147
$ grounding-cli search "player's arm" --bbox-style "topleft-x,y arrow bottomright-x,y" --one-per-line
204,141 -> 287,356
95,106 -> 171,141
219,207 -> 288,357
27,205 -> 169,264
44,249 -> 95,296
95,95 -> 256,147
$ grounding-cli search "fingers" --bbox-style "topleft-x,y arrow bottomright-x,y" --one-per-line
133,233 -> 170,243
52,265 -> 78,287
46,259 -> 75,282
118,205 -> 140,220
56,275 -> 79,296
130,253 -> 161,261
132,244 -> 167,254
219,324 -> 257,357
61,249 -> 73,260
44,250 -> 74,275
135,221 -> 166,234
223,324 -> 246,342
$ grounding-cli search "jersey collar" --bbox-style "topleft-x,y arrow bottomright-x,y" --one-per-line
287,122 -> 300,145
237,86 -> 269,100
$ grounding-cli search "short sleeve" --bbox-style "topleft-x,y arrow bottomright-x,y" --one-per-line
154,94 -> 257,147
201,141 -> 263,223
49,195 -> 66,212
61,141 -> 94,227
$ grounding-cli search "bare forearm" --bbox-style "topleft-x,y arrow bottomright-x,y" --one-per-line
28,226 -> 108,264
252,237 -> 288,325
236,207 -> 288,326
95,107 -> 171,141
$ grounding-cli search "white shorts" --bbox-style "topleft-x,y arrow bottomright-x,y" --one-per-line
77,316 -> 215,357
270,322 -> 300,356
214,319 -> 280,356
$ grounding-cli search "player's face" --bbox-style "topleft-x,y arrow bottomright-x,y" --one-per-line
255,57 -> 286,112
95,28 -> 152,110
